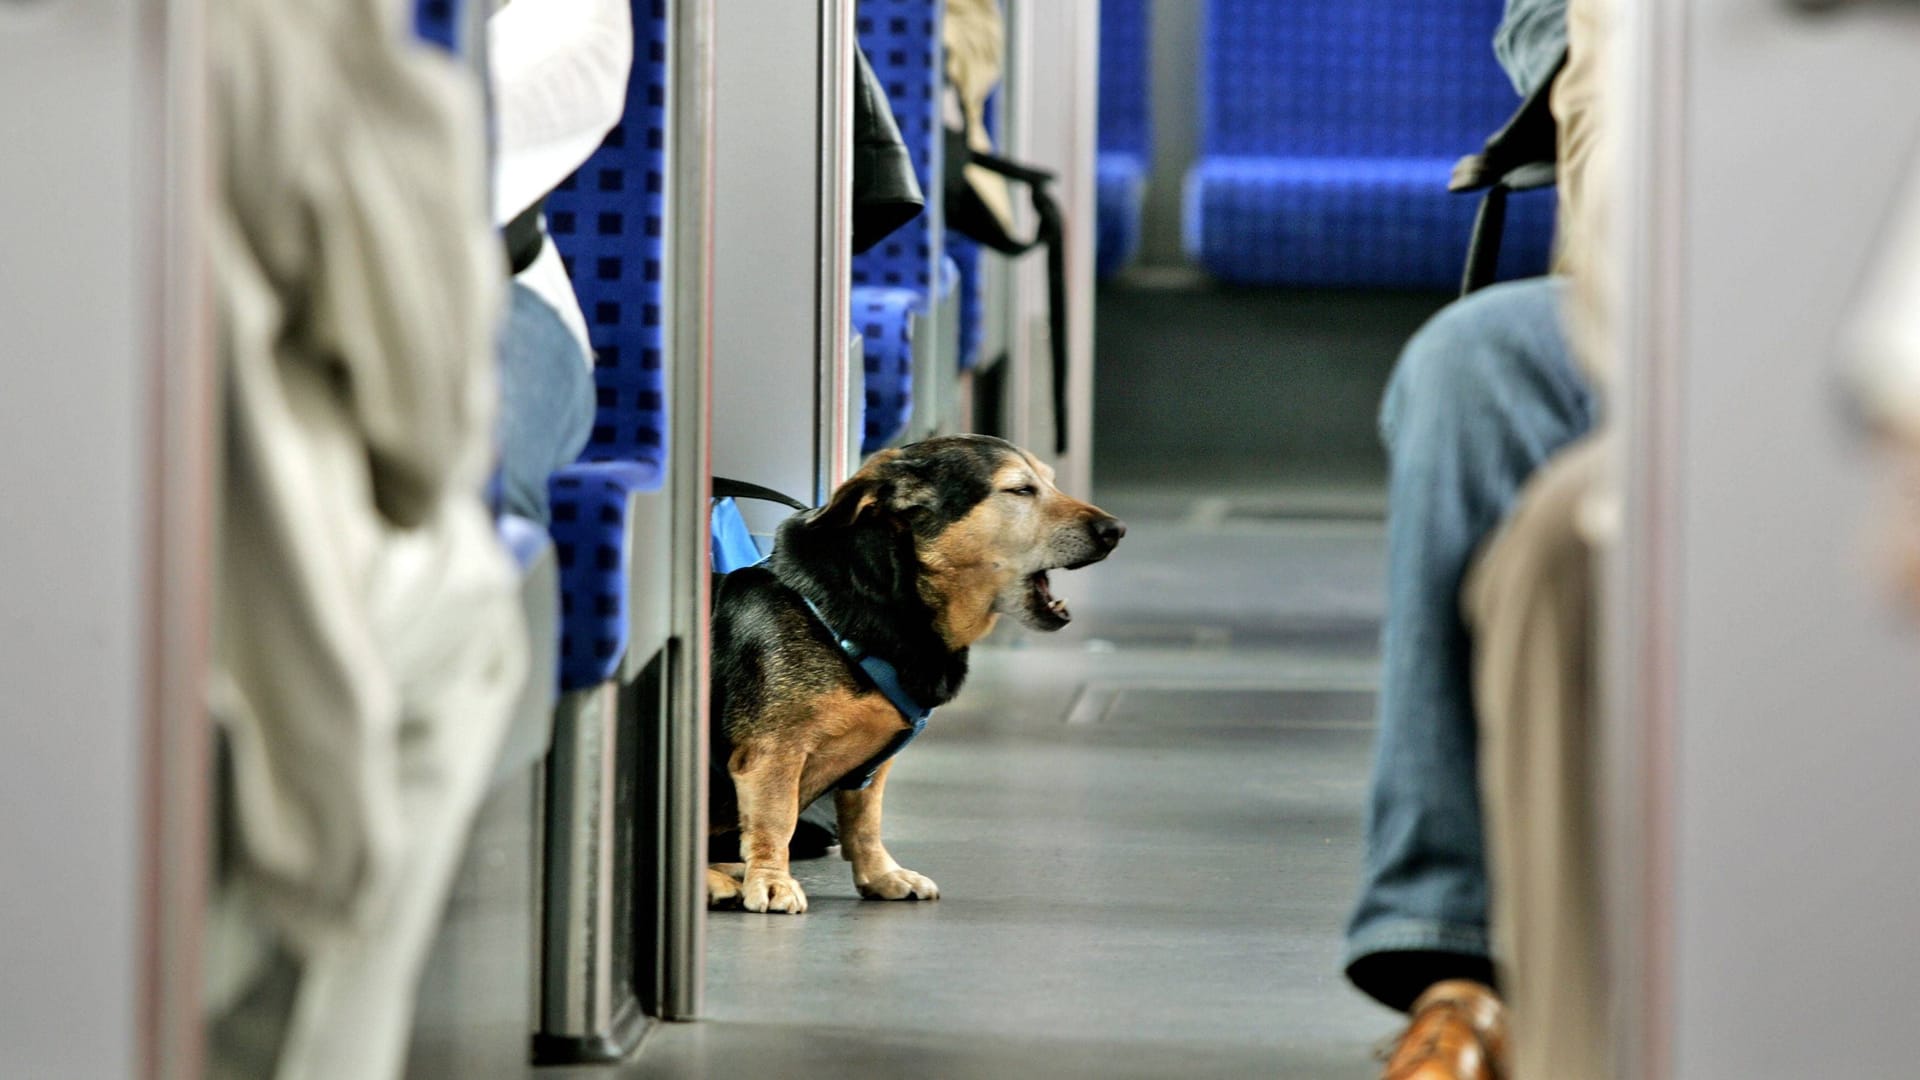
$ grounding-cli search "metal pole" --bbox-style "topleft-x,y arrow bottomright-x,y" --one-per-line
1605,0 -> 1687,1073
147,0 -> 215,1073
659,0 -> 715,1022
815,0 -> 856,495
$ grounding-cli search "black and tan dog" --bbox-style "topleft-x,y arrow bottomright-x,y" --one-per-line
707,435 -> 1124,913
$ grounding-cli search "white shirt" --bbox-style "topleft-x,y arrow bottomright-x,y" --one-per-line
488,0 -> 633,361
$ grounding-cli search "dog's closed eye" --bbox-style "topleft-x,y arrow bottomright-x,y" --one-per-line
1003,485 -> 1038,497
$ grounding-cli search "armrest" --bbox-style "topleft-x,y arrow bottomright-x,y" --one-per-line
1450,47 -> 1569,194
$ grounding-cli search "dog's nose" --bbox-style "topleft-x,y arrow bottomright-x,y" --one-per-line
1091,516 -> 1127,551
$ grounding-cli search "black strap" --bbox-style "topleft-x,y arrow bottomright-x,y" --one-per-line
949,149 -> 1071,454
1449,49 -> 1567,195
712,477 -> 811,512
1451,49 -> 1568,297
853,47 -> 928,254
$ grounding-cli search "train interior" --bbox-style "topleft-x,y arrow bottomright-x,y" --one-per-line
8,0 -> 1920,1078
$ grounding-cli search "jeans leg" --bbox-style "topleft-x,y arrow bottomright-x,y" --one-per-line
1345,277 -> 1594,1007
496,282 -> 595,526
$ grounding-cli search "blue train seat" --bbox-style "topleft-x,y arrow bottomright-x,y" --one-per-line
413,0 -> 459,51
543,0 -> 671,692
854,0 -> 951,453
1098,0 -> 1151,281
1184,0 -> 1553,289
950,236 -> 985,372
855,287 -> 918,454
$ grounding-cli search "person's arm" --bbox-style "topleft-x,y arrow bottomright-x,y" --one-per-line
488,0 -> 633,225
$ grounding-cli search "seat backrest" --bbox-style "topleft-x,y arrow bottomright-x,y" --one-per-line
1098,0 -> 1152,159
853,0 -> 945,299
546,0 -> 669,472
1201,0 -> 1516,160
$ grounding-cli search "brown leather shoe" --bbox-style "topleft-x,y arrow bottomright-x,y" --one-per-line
1377,979 -> 1510,1080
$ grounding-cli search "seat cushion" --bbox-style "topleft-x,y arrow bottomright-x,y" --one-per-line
1184,155 -> 1554,289
1097,152 -> 1147,281
547,459 -> 662,691
853,286 -> 919,454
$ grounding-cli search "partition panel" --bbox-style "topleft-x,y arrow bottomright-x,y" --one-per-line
1607,2 -> 1920,1075
1003,0 -> 1100,491
712,0 -> 855,531
0,0 -> 212,1075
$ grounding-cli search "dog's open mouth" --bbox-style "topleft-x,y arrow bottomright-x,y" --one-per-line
1026,570 -> 1072,629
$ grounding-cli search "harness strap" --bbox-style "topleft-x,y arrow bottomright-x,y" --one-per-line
799,595 -> 931,791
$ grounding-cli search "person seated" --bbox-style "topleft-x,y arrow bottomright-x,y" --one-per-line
488,0 -> 633,524
206,1 -> 527,1075
1347,0 -> 1620,1075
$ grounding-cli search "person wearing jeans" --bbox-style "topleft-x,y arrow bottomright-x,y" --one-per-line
1350,0 -> 1621,1072
495,277 -> 595,525
1344,277 -> 1596,1014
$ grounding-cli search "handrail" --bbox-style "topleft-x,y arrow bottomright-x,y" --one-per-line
816,0 -> 857,493
658,0 -> 715,1022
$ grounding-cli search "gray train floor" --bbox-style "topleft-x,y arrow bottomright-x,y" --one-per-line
551,486 -> 1403,1079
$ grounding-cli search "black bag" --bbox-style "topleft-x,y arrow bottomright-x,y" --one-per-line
944,123 -> 1069,454
852,46 -> 927,255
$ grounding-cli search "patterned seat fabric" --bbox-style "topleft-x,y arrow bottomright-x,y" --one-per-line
854,287 -> 918,454
543,0 -> 671,691
1097,0 -> 1151,280
853,0 -> 945,448
547,461 -> 662,692
1185,0 -> 1553,289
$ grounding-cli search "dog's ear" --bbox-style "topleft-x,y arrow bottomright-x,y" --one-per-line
877,456 -> 938,515
810,479 -> 872,530
810,449 -> 938,528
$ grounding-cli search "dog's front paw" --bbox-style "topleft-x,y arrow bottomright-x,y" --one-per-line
742,870 -> 808,914
857,867 -> 940,901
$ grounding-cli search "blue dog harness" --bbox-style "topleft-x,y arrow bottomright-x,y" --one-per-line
799,595 -> 932,791
709,493 -> 931,792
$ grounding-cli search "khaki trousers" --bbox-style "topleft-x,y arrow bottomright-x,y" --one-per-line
1463,433 -> 1613,1080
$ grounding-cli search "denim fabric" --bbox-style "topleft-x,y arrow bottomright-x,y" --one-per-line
1494,0 -> 1570,98
1346,278 -> 1594,994
497,280 -> 595,526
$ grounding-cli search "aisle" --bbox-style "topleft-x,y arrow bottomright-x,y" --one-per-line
575,492 -> 1399,1079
